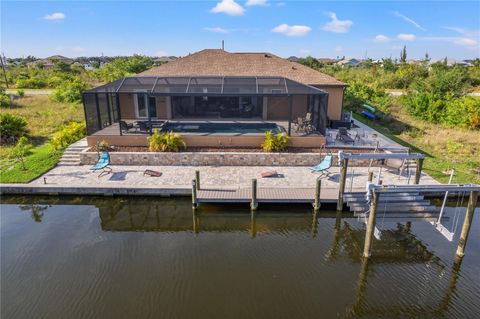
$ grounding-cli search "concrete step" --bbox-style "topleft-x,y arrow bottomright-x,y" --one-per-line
57,162 -> 80,166
61,154 -> 80,158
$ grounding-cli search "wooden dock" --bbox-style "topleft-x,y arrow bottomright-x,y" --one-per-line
197,187 -> 339,204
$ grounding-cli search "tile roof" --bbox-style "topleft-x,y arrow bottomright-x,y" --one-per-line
139,49 -> 345,86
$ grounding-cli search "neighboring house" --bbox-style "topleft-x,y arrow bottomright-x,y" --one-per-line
82,49 -> 346,148
84,63 -> 95,70
27,55 -> 73,69
317,58 -> 337,65
336,58 -> 361,67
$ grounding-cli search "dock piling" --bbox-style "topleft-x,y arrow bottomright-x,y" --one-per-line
363,191 -> 379,258
192,179 -> 198,209
337,158 -> 349,211
250,178 -> 258,211
195,170 -> 200,190
313,178 -> 321,211
414,158 -> 424,184
455,191 -> 478,258
368,171 -> 373,182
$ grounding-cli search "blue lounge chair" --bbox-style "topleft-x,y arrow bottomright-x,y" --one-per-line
309,154 -> 333,177
90,151 -> 112,177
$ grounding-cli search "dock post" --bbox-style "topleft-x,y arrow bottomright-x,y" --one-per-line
313,178 -> 321,211
250,178 -> 258,211
195,170 -> 200,190
414,158 -> 424,184
368,171 -> 373,182
337,158 -> 349,211
363,191 -> 379,258
192,179 -> 198,209
455,191 -> 478,258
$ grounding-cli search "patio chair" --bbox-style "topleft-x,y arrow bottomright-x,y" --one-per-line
336,127 -> 355,144
90,151 -> 112,178
309,154 -> 333,177
120,121 -> 134,133
304,113 -> 314,133
137,121 -> 149,133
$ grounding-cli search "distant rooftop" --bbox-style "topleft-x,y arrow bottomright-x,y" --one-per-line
139,49 -> 345,87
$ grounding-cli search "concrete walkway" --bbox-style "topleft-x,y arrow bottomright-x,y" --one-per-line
1,164 -> 438,198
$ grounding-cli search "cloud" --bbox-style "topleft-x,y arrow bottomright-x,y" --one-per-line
204,27 -> 230,34
299,49 -> 311,55
397,33 -> 416,41
453,38 -> 477,47
321,12 -> 353,33
211,0 -> 245,16
335,46 -> 343,52
374,34 -> 390,42
276,2 -> 286,6
392,11 -> 425,31
43,12 -> 65,20
272,24 -> 311,36
156,50 -> 168,57
245,0 -> 268,6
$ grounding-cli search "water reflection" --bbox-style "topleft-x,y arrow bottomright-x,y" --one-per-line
2,196 -> 478,319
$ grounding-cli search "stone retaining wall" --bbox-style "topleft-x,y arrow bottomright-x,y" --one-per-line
80,150 -> 377,167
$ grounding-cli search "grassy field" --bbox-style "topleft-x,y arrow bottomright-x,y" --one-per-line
0,95 -> 84,183
352,99 -> 480,184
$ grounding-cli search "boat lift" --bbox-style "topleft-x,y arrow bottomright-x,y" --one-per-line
362,184 -> 480,259
337,152 -> 426,211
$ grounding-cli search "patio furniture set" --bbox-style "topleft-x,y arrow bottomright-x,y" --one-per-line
294,113 -> 315,134
120,120 -> 165,134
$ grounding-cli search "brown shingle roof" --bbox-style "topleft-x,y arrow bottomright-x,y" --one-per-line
139,49 -> 345,86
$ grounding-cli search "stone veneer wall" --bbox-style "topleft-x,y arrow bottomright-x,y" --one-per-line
80,150 -> 378,167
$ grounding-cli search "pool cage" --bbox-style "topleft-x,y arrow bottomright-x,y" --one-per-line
82,76 -> 329,136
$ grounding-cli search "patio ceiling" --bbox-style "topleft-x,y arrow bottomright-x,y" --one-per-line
84,76 -> 327,96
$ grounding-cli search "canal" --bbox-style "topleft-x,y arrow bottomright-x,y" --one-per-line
1,196 -> 479,318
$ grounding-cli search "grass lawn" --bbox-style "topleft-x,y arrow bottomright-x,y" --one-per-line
1,95 -> 84,183
352,101 -> 480,184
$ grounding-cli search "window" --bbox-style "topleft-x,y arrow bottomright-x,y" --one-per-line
135,93 -> 148,118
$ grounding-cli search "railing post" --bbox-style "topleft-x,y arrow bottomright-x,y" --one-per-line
195,170 -> 200,191
337,158 -> 349,211
363,191 -> 379,258
414,158 -> 424,184
251,178 -> 258,211
313,177 -> 321,211
456,191 -> 478,258
192,179 -> 198,210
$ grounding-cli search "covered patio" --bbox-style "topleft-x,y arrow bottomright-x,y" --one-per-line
82,76 -> 329,147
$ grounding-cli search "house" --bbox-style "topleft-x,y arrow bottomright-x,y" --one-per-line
317,58 -> 337,65
27,55 -> 73,69
82,49 -> 346,148
336,58 -> 361,67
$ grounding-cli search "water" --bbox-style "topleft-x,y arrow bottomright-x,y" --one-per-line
1,196 -> 479,319
161,121 -> 282,134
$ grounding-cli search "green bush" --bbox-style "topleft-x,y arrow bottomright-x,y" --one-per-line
97,140 -> 110,152
50,78 -> 88,103
10,136 -> 32,170
16,89 -> 25,97
0,92 -> 10,107
443,96 -> 480,129
261,130 -> 289,152
147,130 -> 186,152
50,122 -> 86,150
0,113 -> 29,144
15,77 -> 47,88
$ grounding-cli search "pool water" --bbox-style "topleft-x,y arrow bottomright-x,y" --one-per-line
1,196 -> 480,319
160,121 -> 283,134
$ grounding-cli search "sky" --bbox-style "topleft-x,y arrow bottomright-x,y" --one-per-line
1,0 -> 479,60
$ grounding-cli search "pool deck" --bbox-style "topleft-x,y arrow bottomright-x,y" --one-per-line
0,165 -> 439,202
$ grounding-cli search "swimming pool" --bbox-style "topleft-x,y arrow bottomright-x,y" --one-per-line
160,121 -> 284,134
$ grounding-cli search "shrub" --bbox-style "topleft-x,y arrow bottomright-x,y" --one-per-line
50,122 -> 86,150
15,77 -> 47,89
11,136 -> 32,170
97,140 -> 110,152
443,96 -> 480,129
0,92 -> 10,108
50,78 -> 88,103
261,130 -> 289,152
147,129 -> 186,152
17,89 -> 25,97
0,113 -> 29,144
